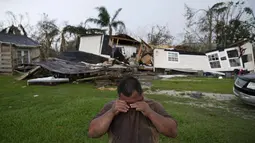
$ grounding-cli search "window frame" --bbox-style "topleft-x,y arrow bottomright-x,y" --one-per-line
207,53 -> 221,69
16,49 -> 30,64
167,51 -> 179,63
226,49 -> 241,67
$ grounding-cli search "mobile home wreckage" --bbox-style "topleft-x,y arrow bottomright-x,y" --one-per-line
153,48 -> 210,73
15,34 -> 255,85
0,33 -> 40,73
205,41 -> 255,72
153,41 -> 255,74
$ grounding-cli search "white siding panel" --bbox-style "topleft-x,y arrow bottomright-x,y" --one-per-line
120,45 -> 137,58
79,35 -> 103,55
154,49 -> 210,71
243,43 -> 253,55
242,43 -> 255,71
244,62 -> 254,71
219,51 -> 229,70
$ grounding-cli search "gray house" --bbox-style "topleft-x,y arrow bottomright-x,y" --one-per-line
0,33 -> 40,73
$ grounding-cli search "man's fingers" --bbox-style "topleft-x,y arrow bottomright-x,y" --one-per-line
130,105 -> 136,108
130,104 -> 141,109
117,103 -> 130,109
117,100 -> 130,109
136,107 -> 142,111
117,107 -> 129,113
130,103 -> 138,108
116,105 -> 129,111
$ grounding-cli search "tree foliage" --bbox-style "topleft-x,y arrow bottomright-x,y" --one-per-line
212,1 -> 255,47
147,25 -> 174,45
33,13 -> 59,59
86,6 -> 125,36
0,24 -> 27,36
185,1 -> 255,50
0,11 -> 31,36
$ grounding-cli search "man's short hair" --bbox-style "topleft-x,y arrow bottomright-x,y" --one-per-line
117,76 -> 143,97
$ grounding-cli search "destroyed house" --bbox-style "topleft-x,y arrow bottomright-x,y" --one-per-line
78,34 -> 140,59
111,34 -> 140,58
0,33 -> 40,73
205,41 -> 255,72
153,48 -> 210,72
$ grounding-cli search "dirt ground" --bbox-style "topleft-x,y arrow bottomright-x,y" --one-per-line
137,75 -> 255,120
146,89 -> 255,120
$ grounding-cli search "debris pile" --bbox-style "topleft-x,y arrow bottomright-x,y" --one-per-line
18,52 -> 134,86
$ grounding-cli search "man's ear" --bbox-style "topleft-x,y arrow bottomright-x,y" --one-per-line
119,93 -> 126,100
140,94 -> 145,101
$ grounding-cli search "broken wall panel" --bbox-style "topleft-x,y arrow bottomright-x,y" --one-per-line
101,35 -> 112,56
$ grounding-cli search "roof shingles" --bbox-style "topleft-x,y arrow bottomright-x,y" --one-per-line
0,33 -> 40,47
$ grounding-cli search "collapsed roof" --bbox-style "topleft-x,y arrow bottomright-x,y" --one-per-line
111,34 -> 140,46
58,51 -> 109,64
34,58 -> 100,75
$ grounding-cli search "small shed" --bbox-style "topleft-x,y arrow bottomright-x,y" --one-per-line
0,33 -> 40,73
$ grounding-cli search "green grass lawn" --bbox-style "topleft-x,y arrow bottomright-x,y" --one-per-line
1,76 -> 255,143
152,77 -> 234,94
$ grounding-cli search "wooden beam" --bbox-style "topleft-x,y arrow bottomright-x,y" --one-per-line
116,38 -> 119,46
13,70 -> 26,74
16,66 -> 41,81
136,44 -> 143,61
111,37 -> 138,43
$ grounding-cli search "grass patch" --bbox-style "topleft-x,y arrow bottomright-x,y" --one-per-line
152,77 -> 234,94
1,76 -> 255,143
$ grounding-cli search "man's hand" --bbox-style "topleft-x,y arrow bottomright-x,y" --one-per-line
111,100 -> 130,115
130,101 -> 153,116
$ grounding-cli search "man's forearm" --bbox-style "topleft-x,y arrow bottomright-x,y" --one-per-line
88,109 -> 115,138
147,110 -> 177,138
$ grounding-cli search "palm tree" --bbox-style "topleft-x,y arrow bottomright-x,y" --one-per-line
86,6 -> 125,36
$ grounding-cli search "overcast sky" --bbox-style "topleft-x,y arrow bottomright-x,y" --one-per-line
0,0 -> 254,43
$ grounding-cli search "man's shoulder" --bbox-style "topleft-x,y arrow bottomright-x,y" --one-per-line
144,98 -> 162,108
144,98 -> 158,104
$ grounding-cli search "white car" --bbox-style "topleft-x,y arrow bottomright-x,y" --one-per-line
233,74 -> 255,106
